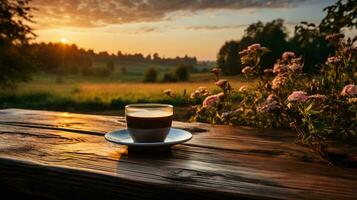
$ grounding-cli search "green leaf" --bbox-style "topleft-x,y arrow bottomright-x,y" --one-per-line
305,103 -> 313,112
307,110 -> 321,115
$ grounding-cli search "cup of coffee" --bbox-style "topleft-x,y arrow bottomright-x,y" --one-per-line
125,104 -> 173,143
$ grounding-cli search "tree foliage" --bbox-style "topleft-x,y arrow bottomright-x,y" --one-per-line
0,0 -> 36,88
319,0 -> 357,33
217,0 -> 356,75
217,19 -> 289,75
173,64 -> 190,81
290,22 -> 333,73
30,42 -> 197,75
143,67 -> 158,83
217,41 -> 241,75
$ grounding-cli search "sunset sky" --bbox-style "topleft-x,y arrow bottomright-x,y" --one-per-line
31,0 -> 341,60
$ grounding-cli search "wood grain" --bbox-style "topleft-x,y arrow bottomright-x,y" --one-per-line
0,108 -> 356,200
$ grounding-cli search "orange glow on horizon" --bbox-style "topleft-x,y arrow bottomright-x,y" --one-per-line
60,37 -> 68,44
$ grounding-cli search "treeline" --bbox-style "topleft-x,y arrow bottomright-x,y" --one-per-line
29,42 -> 197,75
143,64 -> 191,83
217,0 -> 356,75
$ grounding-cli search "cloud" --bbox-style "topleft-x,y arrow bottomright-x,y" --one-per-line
114,26 -> 161,34
186,24 -> 247,30
31,0 -> 309,28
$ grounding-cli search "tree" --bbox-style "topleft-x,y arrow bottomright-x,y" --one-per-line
289,0 -> 355,73
217,41 -> 240,75
143,67 -> 158,82
319,0 -> 357,34
161,72 -> 177,82
0,0 -> 36,88
242,19 -> 289,68
173,64 -> 190,81
120,66 -> 127,75
106,60 -> 115,72
217,19 -> 290,75
290,23 -> 333,73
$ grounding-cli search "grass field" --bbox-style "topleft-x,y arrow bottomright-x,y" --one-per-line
0,73 -> 253,116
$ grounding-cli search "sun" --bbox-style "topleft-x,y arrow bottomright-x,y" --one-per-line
60,37 -> 68,44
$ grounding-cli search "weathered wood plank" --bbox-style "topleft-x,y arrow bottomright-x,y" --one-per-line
0,109 -> 356,200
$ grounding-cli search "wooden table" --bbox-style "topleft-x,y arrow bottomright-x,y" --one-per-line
0,109 -> 356,200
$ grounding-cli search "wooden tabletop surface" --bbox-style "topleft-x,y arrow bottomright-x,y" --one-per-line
0,108 -> 356,200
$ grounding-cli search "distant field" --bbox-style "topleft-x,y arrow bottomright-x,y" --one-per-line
31,60 -> 213,83
0,73 -> 253,115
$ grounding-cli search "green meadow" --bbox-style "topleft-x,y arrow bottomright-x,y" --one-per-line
0,71 -> 252,116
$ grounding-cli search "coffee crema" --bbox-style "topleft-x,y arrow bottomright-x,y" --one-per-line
126,110 -> 172,129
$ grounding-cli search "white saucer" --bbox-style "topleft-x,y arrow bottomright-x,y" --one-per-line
105,128 -> 192,147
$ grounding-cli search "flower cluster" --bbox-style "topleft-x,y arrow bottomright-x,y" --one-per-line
273,52 -> 302,74
210,67 -> 222,80
202,93 -> 223,108
273,63 -> 288,74
341,84 -> 357,96
272,74 -> 288,90
239,44 -> 270,77
287,91 -> 308,102
190,86 -> 210,99
326,56 -> 341,64
287,91 -> 327,103
171,35 -> 356,164
325,33 -> 345,43
257,95 -> 280,113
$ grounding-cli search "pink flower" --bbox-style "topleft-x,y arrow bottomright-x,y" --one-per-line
202,95 -> 219,108
282,52 -> 295,60
210,67 -> 221,75
343,47 -> 352,54
327,56 -> 341,64
215,79 -> 228,88
190,87 -> 209,99
287,91 -> 309,102
273,63 -> 288,74
341,84 -> 357,96
202,93 -> 223,108
308,94 -> 327,100
258,96 -> 280,113
272,74 -> 287,90
266,94 -> 277,102
247,43 -> 261,51
325,33 -> 345,42
241,66 -> 252,74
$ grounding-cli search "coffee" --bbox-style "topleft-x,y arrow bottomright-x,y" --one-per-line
125,104 -> 173,142
126,110 -> 172,129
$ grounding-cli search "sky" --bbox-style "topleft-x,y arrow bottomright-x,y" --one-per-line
31,0 -> 339,60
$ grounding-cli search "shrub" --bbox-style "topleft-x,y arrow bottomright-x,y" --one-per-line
165,35 -> 357,165
161,72 -> 177,82
173,65 -> 190,81
106,60 -> 115,72
143,67 -> 158,82
120,66 -> 127,74
96,67 -> 112,77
